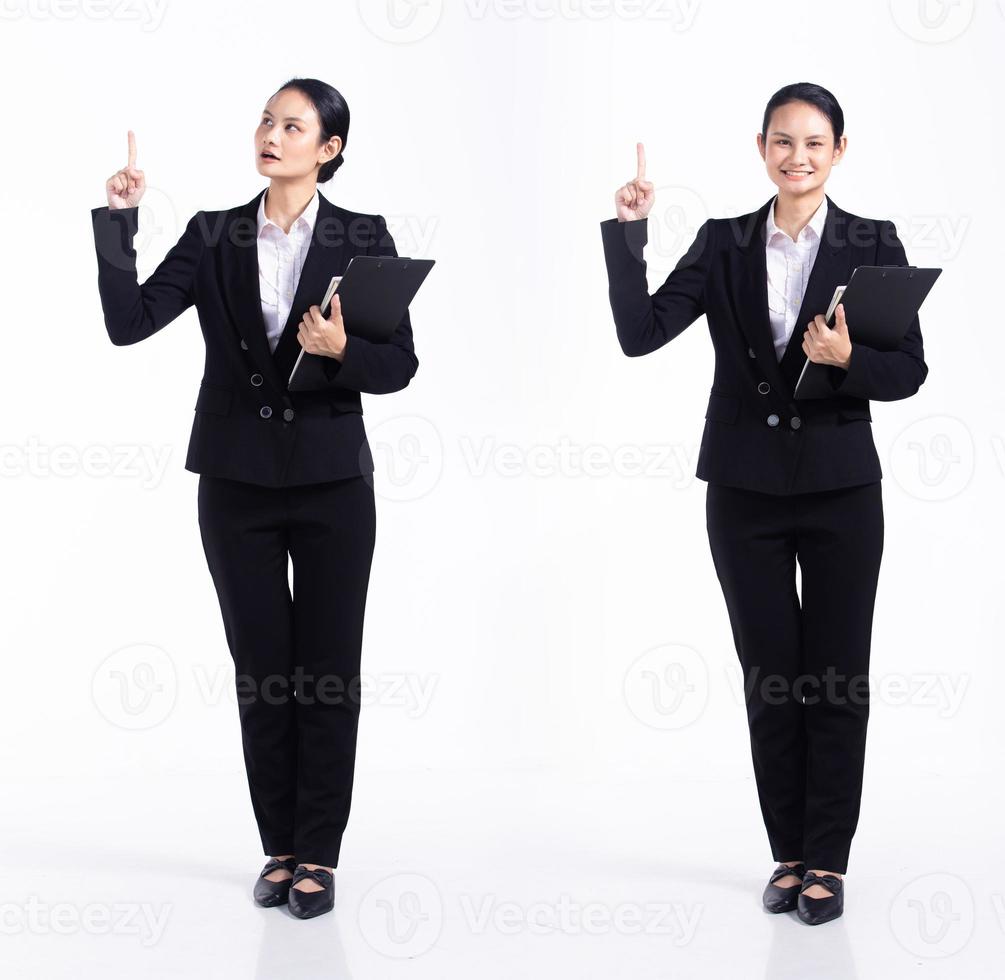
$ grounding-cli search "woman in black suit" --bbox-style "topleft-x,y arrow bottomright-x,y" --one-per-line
600,82 -> 928,925
91,78 -> 418,919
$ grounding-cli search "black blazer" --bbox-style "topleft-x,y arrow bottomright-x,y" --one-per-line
91,188 -> 418,488
600,194 -> 929,495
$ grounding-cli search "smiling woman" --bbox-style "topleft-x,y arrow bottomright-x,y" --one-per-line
600,80 -> 929,927
756,84 -> 847,241
91,76 -> 420,922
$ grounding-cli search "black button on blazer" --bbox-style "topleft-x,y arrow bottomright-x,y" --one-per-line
600,194 -> 929,495
91,188 -> 419,488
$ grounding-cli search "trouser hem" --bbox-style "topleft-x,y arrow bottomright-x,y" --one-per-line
803,855 -> 849,875
262,839 -> 296,857
293,838 -> 342,869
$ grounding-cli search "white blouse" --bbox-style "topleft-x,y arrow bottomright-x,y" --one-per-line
764,195 -> 827,361
256,188 -> 320,353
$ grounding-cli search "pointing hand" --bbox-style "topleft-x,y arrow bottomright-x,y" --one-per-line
105,130 -> 146,210
615,142 -> 655,222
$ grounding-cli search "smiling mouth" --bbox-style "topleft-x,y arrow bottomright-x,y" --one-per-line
782,170 -> 812,175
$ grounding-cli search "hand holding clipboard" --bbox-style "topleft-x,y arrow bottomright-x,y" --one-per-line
289,254 -> 435,391
795,264 -> 942,399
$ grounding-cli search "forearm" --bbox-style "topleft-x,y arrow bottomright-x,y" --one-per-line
321,328 -> 419,394
600,217 -> 710,357
91,205 -> 203,346
828,338 -> 929,401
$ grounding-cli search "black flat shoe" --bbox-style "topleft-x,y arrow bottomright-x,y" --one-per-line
762,861 -> 806,913
253,856 -> 298,907
797,871 -> 844,925
288,865 -> 335,919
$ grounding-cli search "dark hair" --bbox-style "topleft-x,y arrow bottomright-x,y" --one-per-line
761,82 -> 844,146
271,77 -> 350,182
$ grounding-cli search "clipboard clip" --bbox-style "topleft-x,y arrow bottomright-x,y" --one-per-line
879,264 -> 918,278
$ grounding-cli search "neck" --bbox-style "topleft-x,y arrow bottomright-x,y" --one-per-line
772,188 -> 825,239
264,180 -> 317,234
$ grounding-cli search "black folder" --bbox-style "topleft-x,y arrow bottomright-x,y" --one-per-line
794,264 -> 942,399
288,255 -> 435,391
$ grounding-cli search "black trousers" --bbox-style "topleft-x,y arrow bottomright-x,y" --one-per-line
197,472 -> 376,868
705,480 -> 884,874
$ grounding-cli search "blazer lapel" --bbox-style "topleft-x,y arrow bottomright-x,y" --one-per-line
728,193 -> 849,401
271,190 -> 345,386
218,188 -> 345,392
727,197 -> 789,399
777,195 -> 849,392
217,189 -> 278,388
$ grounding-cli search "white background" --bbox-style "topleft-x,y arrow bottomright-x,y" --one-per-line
2,0 -> 1003,975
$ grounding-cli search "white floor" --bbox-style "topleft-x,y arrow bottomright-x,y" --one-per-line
2,767 -> 999,978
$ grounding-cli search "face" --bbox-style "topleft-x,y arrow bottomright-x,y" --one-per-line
255,88 -> 342,180
757,100 -> 847,200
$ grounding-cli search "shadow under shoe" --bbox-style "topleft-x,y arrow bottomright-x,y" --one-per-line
797,871 -> 845,925
762,862 -> 806,913
253,856 -> 299,908
288,865 -> 335,919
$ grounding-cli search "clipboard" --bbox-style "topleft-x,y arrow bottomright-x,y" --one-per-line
288,254 -> 435,391
794,264 -> 942,399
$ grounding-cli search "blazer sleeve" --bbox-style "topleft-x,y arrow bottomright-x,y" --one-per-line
827,219 -> 930,401
320,214 -> 420,394
600,216 -> 714,356
91,205 -> 204,346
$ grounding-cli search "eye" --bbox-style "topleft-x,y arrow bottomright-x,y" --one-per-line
286,124 -> 298,132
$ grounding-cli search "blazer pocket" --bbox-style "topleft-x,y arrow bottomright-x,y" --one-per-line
194,382 -> 233,417
837,405 -> 872,423
705,390 -> 740,424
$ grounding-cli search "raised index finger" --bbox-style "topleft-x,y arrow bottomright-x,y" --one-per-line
127,130 -> 137,168
636,142 -> 646,180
